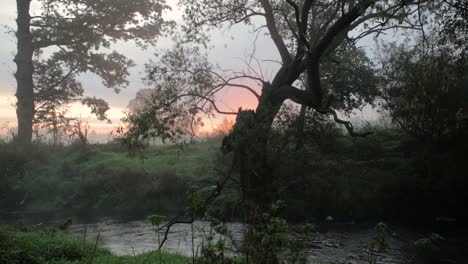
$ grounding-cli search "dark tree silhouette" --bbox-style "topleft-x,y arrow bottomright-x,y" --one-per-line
122,0 -> 454,261
14,0 -> 173,144
380,35 -> 468,142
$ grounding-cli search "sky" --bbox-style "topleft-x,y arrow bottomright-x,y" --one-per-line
0,0 -> 379,141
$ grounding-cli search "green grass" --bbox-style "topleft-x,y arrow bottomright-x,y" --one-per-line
141,140 -> 220,180
0,139 -> 222,217
88,252 -> 188,264
77,139 -> 220,180
0,225 -> 188,264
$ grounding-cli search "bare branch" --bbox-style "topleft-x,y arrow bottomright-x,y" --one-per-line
156,159 -> 236,250
157,217 -> 194,250
160,93 -> 238,116
328,109 -> 372,137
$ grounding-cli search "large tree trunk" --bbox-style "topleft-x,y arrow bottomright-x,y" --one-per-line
14,0 -> 35,144
227,83 -> 285,262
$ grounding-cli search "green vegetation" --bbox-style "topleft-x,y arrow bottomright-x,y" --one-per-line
0,225 -> 187,264
272,122 -> 468,222
2,121 -> 467,224
0,138 -> 221,219
3,0 -> 467,263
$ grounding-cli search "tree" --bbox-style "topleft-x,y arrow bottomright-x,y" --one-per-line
436,0 -> 468,57
125,83 -> 206,143
14,0 -> 173,144
32,56 -> 110,145
122,0 -> 445,261
66,118 -> 90,145
213,117 -> 236,136
380,35 -> 468,142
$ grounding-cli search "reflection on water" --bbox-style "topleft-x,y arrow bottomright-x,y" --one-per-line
3,212 -> 467,263
67,219 -> 244,257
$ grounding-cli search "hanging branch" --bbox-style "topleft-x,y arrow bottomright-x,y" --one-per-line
155,162 -> 236,250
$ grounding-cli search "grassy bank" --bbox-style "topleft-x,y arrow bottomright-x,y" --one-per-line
0,138 -> 222,220
1,125 -> 467,224
0,225 -> 187,264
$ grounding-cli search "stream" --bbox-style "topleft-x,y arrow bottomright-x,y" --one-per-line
64,218 -> 467,263
2,212 -> 466,263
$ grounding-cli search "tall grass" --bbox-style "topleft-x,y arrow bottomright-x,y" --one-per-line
0,140 -> 221,220
0,225 -> 187,264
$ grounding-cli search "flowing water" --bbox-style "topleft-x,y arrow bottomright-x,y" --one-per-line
66,219 -> 244,257
64,219 -> 449,263
2,212 -> 466,263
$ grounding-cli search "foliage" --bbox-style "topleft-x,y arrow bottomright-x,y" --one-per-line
32,56 -> 83,144
320,44 -> 380,114
267,118 -> 468,222
379,35 -> 468,142
120,8 -> 439,254
3,122 -> 468,223
32,51 -> 119,144
435,0 -> 468,56
0,225 -> 187,264
255,201 -> 290,263
121,44 -> 237,146
413,233 -> 446,263
414,233 -> 445,252
147,214 -> 165,226
371,222 -> 389,253
0,224 -> 101,264
14,0 -> 174,143
0,141 -> 221,218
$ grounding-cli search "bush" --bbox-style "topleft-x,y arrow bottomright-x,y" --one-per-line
270,124 -> 468,222
0,225 -> 101,264
2,141 -> 217,219
0,225 -> 188,264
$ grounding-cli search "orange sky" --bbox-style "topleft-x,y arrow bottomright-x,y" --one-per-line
0,0 -> 380,141
0,83 -> 262,140
0,0 -> 277,141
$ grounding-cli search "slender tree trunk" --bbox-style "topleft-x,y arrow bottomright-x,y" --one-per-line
14,0 -> 35,144
53,120 -> 59,146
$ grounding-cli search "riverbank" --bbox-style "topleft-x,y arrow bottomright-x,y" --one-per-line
2,127 -> 467,225
0,139 -> 221,218
3,219 -> 467,264
0,225 -> 188,264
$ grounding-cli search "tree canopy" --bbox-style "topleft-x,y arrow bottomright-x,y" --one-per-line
14,0 -> 174,143
123,0 -> 442,144
380,34 -> 468,142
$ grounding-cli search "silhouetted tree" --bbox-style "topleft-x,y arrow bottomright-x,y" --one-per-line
380,35 -> 468,142
32,57 -> 110,144
436,0 -> 468,57
122,0 -> 453,261
14,0 -> 173,144
65,118 -> 90,145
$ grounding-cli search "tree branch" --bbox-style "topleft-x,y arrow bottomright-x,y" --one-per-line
328,109 -> 372,137
275,85 -> 371,137
157,93 -> 238,116
155,159 -> 236,250
315,0 -> 375,58
260,0 -> 292,63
